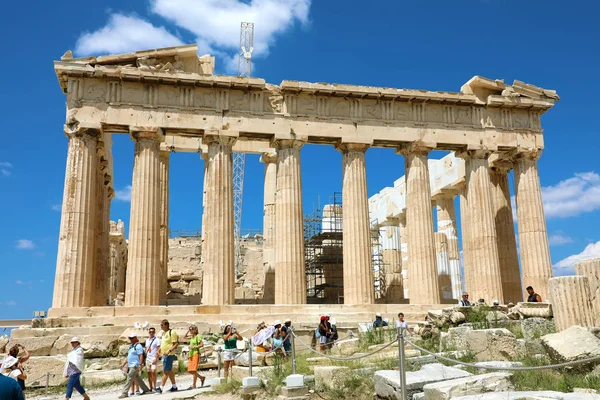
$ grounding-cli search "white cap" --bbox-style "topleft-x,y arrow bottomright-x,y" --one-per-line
376,313 -> 382,317
70,336 -> 80,343
284,319 -> 291,323
273,320 -> 281,326
127,333 -> 138,339
325,313 -> 331,318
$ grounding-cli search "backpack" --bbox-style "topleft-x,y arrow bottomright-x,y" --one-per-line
315,327 -> 321,339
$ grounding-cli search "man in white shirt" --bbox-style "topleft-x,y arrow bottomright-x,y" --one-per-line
395,313 -> 409,329
145,327 -> 161,391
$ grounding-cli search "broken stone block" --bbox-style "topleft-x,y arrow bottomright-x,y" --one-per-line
521,317 -> 555,341
7,336 -> 58,356
422,372 -> 513,400
374,363 -> 472,399
463,328 -> 518,361
314,366 -> 349,390
541,325 -> 600,371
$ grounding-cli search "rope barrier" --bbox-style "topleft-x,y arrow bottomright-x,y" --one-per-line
404,336 -> 600,371
291,331 -> 398,361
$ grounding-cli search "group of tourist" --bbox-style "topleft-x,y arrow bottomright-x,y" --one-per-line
458,286 -> 542,307
0,343 -> 30,400
372,313 -> 409,329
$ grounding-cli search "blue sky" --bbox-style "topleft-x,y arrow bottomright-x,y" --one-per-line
1,0 -> 599,319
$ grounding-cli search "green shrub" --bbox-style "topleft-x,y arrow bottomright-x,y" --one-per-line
357,326 -> 397,351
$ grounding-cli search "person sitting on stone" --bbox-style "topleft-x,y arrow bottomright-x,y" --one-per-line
458,292 -> 471,306
373,313 -> 388,328
253,321 -> 271,353
526,286 -> 542,302
272,320 -> 285,357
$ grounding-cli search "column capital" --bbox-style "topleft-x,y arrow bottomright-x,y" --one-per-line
456,148 -> 492,160
270,137 -> 307,150
260,152 -> 278,164
335,141 -> 371,153
130,126 -> 164,141
64,122 -> 101,140
489,154 -> 513,174
510,147 -> 543,161
396,141 -> 436,156
202,132 -> 238,146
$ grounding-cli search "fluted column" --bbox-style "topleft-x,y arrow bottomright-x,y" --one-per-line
575,258 -> 600,326
158,150 -> 170,305
460,150 -> 504,302
381,224 -> 404,303
398,144 -> 440,304
261,152 -> 277,302
548,276 -> 595,331
53,126 -> 100,308
434,232 -> 453,300
202,134 -> 237,305
200,153 -> 208,271
108,220 -> 127,303
93,161 -> 111,306
399,214 -> 409,299
459,191 -> 472,294
125,128 -> 162,306
490,161 -> 523,303
338,143 -> 374,304
514,150 -> 552,299
436,195 -> 462,299
273,139 -> 306,304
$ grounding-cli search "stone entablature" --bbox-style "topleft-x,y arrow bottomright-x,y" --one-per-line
55,45 -> 557,151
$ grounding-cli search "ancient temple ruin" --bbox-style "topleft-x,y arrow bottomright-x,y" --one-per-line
51,44 -> 558,315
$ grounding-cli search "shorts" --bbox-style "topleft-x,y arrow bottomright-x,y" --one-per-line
162,355 -> 175,371
319,336 -> 327,344
223,350 -> 236,361
188,354 -> 199,372
145,357 -> 157,371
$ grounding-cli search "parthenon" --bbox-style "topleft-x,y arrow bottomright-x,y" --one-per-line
51,44 -> 558,313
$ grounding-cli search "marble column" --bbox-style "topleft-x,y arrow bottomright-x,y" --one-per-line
261,152 -> 277,302
200,153 -> 208,271
514,150 -> 552,300
202,134 -> 236,305
398,144 -> 440,304
93,160 -> 111,307
273,139 -> 306,304
436,195 -> 462,299
53,126 -> 100,308
125,129 -> 162,307
338,143 -> 374,305
399,214 -> 409,299
434,232 -> 453,300
381,224 -> 404,303
460,150 -> 504,303
575,258 -> 600,326
459,191 -> 471,294
490,162 -> 523,303
108,220 -> 127,303
548,276 -> 595,331
158,150 -> 170,305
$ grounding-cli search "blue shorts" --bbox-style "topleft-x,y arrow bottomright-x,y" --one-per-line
163,355 -> 175,371
66,373 -> 85,398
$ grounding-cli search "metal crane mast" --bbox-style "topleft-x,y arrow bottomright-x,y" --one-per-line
233,22 -> 254,277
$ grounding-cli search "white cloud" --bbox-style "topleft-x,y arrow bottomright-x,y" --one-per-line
75,14 -> 185,55
0,301 -> 16,306
115,185 -> 132,202
548,232 -> 573,246
74,1 -> 312,73
0,161 -> 12,177
51,204 -> 62,212
553,240 -> 600,275
542,172 -> 600,219
15,239 -> 35,250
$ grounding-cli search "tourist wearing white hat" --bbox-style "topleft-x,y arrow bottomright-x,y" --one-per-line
373,313 -> 388,328
63,337 -> 90,400
272,320 -> 285,357
2,358 -> 26,384
118,334 -> 151,398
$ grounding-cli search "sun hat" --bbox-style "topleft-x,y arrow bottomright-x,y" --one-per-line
127,333 -> 138,338
70,336 -> 80,343
376,312 -> 381,317
4,358 -> 18,369
273,320 -> 281,326
284,318 -> 291,323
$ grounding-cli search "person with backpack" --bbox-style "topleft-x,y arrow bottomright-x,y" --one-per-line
157,319 -> 179,393
118,334 -> 150,398
317,316 -> 331,352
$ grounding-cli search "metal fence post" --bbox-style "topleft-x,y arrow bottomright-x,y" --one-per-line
248,344 -> 253,377
397,327 -> 407,400
291,328 -> 297,375
217,349 -> 222,378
